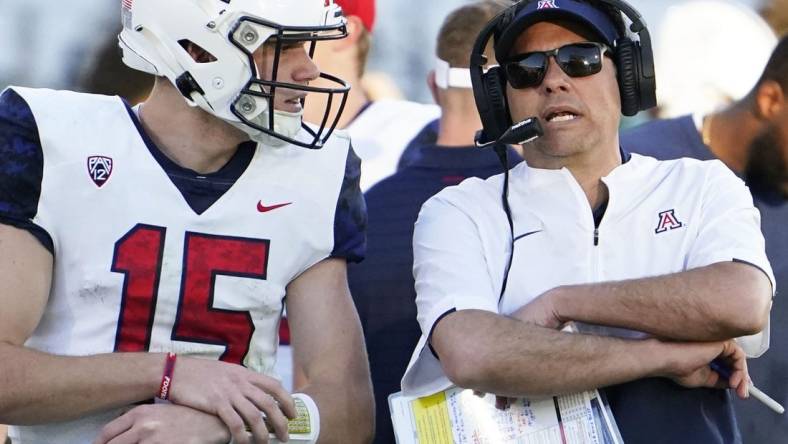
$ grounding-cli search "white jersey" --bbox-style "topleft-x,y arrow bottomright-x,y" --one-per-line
347,99 -> 439,191
401,153 -> 775,397
0,87 -> 365,443
273,99 -> 435,392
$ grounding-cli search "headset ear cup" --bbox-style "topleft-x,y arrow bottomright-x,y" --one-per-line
615,38 -> 640,117
484,67 -> 512,141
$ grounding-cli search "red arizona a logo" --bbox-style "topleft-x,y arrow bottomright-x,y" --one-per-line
655,209 -> 683,233
538,0 -> 559,9
87,156 -> 113,188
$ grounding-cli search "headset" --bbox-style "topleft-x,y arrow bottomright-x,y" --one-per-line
471,0 -> 657,147
468,0 -> 656,299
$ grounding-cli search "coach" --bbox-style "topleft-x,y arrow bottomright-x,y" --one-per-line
400,1 -> 775,443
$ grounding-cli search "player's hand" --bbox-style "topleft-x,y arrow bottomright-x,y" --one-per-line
168,357 -> 296,444
510,288 -> 565,329
94,404 -> 229,444
661,339 -> 750,398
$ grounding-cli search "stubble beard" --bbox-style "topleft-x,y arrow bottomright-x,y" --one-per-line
745,123 -> 788,199
525,128 -> 598,168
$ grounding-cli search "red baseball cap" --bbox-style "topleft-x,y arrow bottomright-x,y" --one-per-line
335,0 -> 376,32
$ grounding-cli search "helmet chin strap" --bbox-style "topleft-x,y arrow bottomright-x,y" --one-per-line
236,108 -> 304,147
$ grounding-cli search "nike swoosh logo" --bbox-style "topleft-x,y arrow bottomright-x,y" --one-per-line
257,201 -> 292,213
514,230 -> 543,242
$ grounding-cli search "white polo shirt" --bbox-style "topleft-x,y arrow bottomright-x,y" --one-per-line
401,153 -> 775,397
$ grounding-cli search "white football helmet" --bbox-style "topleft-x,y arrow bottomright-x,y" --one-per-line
119,0 -> 350,148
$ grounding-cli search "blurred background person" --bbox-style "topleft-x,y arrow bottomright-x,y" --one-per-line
284,0 -> 439,392
652,0 -> 777,121
622,35 -> 788,444
305,0 -> 380,132
304,0 -> 440,192
79,32 -> 154,105
359,71 -> 408,101
760,0 -> 788,36
0,1 -> 116,90
284,0 -> 438,392
347,2 -> 518,442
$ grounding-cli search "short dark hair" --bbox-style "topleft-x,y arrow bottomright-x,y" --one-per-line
437,0 -> 509,67
760,0 -> 788,38
80,30 -> 154,103
758,35 -> 788,90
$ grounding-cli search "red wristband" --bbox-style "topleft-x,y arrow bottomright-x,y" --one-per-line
157,352 -> 177,400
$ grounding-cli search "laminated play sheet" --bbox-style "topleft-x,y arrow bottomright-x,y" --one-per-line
389,387 -> 623,444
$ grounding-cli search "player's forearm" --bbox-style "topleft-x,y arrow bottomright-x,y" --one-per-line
300,365 -> 374,443
285,259 -> 374,443
432,310 -> 684,398
0,343 -> 163,424
553,262 -> 771,341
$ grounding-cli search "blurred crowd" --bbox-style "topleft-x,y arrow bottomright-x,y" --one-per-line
1,0 -> 786,443
1,0 -> 782,112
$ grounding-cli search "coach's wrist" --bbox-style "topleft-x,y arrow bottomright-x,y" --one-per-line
640,338 -> 682,379
545,285 -> 572,323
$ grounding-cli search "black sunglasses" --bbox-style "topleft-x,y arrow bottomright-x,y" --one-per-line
503,42 -> 612,89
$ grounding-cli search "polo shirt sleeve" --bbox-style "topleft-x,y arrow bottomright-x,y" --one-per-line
686,160 -> 775,357
401,190 -> 501,396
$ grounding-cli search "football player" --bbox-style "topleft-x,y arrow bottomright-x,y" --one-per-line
303,0 -> 441,191
0,1 -> 373,443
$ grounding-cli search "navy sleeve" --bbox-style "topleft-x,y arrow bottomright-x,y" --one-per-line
0,88 -> 53,253
397,118 -> 439,170
330,144 -> 367,263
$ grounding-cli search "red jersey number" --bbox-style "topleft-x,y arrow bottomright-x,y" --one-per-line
112,224 -> 270,365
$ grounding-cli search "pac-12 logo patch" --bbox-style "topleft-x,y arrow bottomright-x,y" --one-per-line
87,156 -> 113,188
655,209 -> 683,234
537,0 -> 559,9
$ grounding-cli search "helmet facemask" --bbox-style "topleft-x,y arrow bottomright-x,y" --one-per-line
118,0 -> 351,150
229,16 -> 350,149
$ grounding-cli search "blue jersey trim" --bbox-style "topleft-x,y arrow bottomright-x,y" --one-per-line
0,89 -> 54,253
330,144 -> 367,263
122,102 -> 255,215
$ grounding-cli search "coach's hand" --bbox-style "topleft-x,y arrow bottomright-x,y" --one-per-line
168,357 -> 296,444
94,404 -> 229,444
661,339 -> 750,399
510,288 -> 566,329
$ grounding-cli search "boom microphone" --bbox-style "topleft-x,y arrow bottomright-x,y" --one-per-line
498,117 -> 544,145
475,117 -> 543,148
